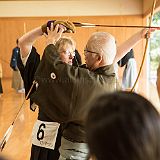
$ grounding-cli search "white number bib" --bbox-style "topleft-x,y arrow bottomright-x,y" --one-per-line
32,120 -> 60,150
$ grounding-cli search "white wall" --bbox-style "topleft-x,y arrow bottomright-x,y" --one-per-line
0,0 -> 143,17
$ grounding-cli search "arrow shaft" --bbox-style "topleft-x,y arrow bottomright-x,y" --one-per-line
73,22 -> 160,29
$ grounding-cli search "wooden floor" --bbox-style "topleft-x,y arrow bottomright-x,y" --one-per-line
0,78 -> 159,160
0,78 -> 38,160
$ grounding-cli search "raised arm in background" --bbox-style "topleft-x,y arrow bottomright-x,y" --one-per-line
114,29 -> 151,63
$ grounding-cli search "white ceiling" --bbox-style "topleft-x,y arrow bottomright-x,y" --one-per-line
0,0 -> 144,17
1,0 -> 159,17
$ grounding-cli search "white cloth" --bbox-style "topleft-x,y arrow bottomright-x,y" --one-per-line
32,120 -> 60,150
122,58 -> 138,91
114,63 -> 119,79
59,137 -> 88,160
20,49 -> 31,66
12,69 -> 24,90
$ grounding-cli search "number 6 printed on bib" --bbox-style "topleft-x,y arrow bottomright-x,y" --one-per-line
32,120 -> 60,150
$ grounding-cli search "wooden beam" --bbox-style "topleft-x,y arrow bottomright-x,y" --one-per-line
143,0 -> 160,17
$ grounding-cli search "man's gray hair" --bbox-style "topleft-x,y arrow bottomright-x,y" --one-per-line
87,32 -> 116,65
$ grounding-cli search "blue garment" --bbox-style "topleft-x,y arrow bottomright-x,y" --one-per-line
10,46 -> 20,71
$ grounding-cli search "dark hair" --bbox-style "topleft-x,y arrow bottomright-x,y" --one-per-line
86,91 -> 160,160
16,39 -> 19,45
72,49 -> 82,67
0,156 -> 9,160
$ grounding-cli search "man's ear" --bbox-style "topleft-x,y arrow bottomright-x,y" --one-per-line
97,55 -> 102,62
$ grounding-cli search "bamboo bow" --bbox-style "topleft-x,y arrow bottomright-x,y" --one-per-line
131,0 -> 157,92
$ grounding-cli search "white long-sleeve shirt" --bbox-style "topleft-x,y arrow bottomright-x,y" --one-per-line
122,58 -> 138,91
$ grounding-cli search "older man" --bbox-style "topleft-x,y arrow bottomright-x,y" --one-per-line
30,21 -> 150,160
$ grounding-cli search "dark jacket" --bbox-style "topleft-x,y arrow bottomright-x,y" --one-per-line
72,49 -> 82,67
17,46 -> 40,98
31,44 -> 116,142
17,47 -> 40,110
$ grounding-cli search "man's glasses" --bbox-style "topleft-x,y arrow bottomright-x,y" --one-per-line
84,49 -> 100,56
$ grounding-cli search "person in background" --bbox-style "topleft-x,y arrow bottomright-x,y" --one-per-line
0,62 -> 3,96
118,49 -> 138,91
157,62 -> 160,98
10,39 -> 24,93
86,91 -> 160,160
